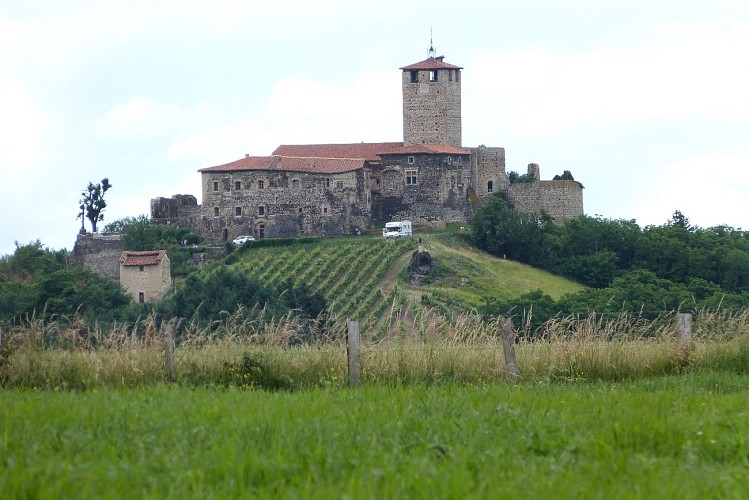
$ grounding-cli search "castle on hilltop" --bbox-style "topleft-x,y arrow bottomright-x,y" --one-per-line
151,46 -> 583,241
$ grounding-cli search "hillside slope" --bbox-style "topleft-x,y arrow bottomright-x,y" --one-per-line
227,232 -> 584,328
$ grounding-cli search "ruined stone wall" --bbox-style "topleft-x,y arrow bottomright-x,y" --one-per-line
507,180 -> 584,221
466,145 -> 508,200
69,233 -> 122,278
150,195 -> 203,234
372,153 -> 470,223
199,168 -> 370,240
402,69 -> 462,148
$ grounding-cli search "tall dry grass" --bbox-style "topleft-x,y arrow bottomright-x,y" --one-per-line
1,306 -> 748,389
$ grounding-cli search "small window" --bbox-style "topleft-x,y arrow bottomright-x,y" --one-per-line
447,156 -> 452,165
234,181 -> 241,190
298,207 -> 303,214
405,169 -> 418,186
323,206 -> 328,214
410,70 -> 418,83
292,179 -> 300,189
429,70 -> 437,82
325,178 -> 331,188
138,265 -> 144,272
457,156 -> 462,165
213,181 -> 219,192
456,71 -> 460,82
235,206 -> 242,216
214,207 -> 219,216
487,180 -> 494,194
258,180 -> 264,189
449,70 -> 453,82
336,180 -> 344,189
407,156 -> 415,164
258,205 -> 265,216
138,292 -> 145,303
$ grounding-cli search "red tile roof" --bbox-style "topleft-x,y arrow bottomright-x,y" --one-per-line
273,142 -> 403,163
199,155 -> 367,174
377,144 -> 472,156
119,250 -> 168,267
400,57 -> 463,71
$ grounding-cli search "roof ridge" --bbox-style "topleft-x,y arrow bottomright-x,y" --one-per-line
275,155 -> 366,161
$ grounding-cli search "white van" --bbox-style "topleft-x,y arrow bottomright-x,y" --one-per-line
382,220 -> 413,239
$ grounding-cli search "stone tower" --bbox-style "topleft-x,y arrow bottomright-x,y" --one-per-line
400,45 -> 463,148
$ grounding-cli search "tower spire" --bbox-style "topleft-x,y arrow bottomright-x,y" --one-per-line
427,28 -> 435,59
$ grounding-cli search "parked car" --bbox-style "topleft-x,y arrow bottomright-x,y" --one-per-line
232,235 -> 255,245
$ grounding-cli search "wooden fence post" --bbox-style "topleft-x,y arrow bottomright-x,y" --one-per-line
677,312 -> 693,359
163,319 -> 176,382
347,320 -> 361,388
500,317 -> 519,383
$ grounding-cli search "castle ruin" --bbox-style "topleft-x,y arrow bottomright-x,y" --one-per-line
152,46 -> 583,241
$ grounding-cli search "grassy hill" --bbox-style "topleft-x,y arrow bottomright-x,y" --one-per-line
225,229 -> 584,330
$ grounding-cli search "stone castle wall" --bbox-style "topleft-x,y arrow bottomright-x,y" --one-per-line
69,233 -> 122,278
508,180 -> 584,221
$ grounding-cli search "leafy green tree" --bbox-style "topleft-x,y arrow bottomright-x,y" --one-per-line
469,194 -> 549,265
0,241 -> 130,321
158,265 -> 329,338
556,250 -> 622,288
552,170 -> 584,189
481,289 -> 559,334
667,210 -> 692,230
78,178 -> 112,233
36,268 -> 131,319
507,171 -> 535,184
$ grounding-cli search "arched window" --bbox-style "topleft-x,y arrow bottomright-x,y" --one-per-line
487,180 -> 494,193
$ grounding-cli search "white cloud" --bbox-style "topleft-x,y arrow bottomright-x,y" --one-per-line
469,21 -> 749,136
266,70 -> 401,142
0,78 -> 48,168
632,152 -> 749,229
165,69 -> 402,165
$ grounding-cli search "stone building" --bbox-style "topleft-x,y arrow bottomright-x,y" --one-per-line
152,46 -> 583,241
119,250 -> 172,303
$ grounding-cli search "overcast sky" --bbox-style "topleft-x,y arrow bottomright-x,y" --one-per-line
1,0 -> 748,256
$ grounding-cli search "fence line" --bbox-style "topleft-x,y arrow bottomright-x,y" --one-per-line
343,313 -> 695,387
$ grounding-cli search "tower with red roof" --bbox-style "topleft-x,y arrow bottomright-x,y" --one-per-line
400,45 -> 463,148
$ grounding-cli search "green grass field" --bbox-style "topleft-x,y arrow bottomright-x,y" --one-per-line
2,372 -> 748,498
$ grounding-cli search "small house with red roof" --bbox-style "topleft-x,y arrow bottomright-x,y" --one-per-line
152,45 -> 583,241
119,250 -> 172,303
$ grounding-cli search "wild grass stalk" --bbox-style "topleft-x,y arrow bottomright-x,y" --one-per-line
2,308 -> 748,389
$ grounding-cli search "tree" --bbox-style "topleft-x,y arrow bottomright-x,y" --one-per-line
507,171 -> 535,184
78,178 -> 112,233
667,210 -> 692,230
469,194 -> 550,265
